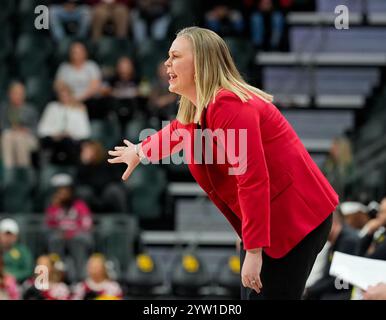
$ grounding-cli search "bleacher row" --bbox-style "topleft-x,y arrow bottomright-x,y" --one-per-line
257,1 -> 386,174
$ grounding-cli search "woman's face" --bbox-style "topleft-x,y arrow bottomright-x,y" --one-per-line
164,36 -> 195,97
70,43 -> 87,65
36,256 -> 53,273
117,57 -> 134,79
87,257 -> 106,281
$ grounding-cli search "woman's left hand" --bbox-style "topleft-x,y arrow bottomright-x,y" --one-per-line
241,249 -> 263,294
363,283 -> 386,300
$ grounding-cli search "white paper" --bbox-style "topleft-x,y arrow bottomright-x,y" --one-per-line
329,251 -> 386,291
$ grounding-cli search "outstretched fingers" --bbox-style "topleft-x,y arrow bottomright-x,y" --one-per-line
107,156 -> 123,164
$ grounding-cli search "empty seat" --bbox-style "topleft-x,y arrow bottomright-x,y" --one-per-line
3,168 -> 36,213
170,250 -> 211,297
126,252 -> 164,297
291,27 -> 386,53
137,39 -> 169,81
25,75 -> 53,112
95,36 -> 136,68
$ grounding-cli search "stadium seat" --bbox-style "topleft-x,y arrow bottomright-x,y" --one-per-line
0,65 -> 9,100
124,116 -> 148,144
224,37 -> 254,78
3,168 -> 36,213
95,215 -> 139,272
95,36 -> 136,69
170,250 -> 211,297
18,0 -> 50,33
213,254 -> 240,299
137,39 -> 169,81
0,0 -> 15,22
14,214 -> 46,259
25,75 -> 53,113
127,165 -> 167,220
0,25 -> 12,61
126,252 -> 164,297
15,33 -> 52,79
90,116 -> 121,150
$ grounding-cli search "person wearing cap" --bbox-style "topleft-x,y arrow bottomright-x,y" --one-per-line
339,201 -> 370,230
0,219 -> 34,283
362,197 -> 386,236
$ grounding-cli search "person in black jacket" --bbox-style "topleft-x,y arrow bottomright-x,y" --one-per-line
303,210 -> 360,300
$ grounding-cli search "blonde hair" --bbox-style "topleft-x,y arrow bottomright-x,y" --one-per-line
175,27 -> 273,125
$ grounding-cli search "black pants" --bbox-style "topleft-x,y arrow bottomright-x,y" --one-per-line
240,213 -> 332,300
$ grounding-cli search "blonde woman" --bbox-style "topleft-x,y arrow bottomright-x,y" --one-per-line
108,27 -> 339,300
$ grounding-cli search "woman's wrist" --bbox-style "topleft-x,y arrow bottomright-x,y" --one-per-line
246,248 -> 262,254
135,143 -> 145,161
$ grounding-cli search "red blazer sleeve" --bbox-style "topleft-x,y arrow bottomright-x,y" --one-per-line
140,119 -> 185,162
210,94 -> 271,250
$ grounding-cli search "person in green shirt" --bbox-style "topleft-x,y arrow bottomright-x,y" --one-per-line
0,218 -> 34,283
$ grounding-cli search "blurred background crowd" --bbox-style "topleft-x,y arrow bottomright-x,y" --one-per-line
1,0 -> 386,300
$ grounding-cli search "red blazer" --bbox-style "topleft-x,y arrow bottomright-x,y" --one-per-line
141,89 -> 339,258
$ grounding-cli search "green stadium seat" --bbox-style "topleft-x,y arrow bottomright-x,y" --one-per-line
0,0 -> 16,22
0,65 -> 9,100
18,0 -> 50,33
124,117 -> 149,145
15,33 -> 52,78
223,37 -> 254,78
95,36 -> 136,69
25,75 -> 53,112
137,39 -> 169,81
128,165 -> 167,220
95,215 -> 139,271
90,116 -> 121,150
11,214 -> 46,259
3,168 -> 36,213
0,25 -> 12,61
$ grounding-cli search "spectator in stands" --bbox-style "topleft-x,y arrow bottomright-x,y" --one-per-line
0,250 -> 20,300
131,0 -> 171,44
38,84 -> 91,166
204,0 -> 245,37
0,219 -> 34,284
303,211 -> 360,300
72,253 -> 122,299
340,201 -> 370,230
363,283 -> 386,300
45,174 -> 93,273
246,0 -> 286,51
147,61 -> 178,122
75,140 -> 128,213
49,0 -> 91,42
322,137 -> 354,199
362,197 -> 386,236
357,198 -> 386,257
0,82 -> 39,170
88,0 -> 132,42
54,42 -> 104,119
22,254 -> 71,300
101,56 -> 141,133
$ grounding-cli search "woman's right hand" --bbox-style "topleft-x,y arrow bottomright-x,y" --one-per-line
108,139 -> 141,180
